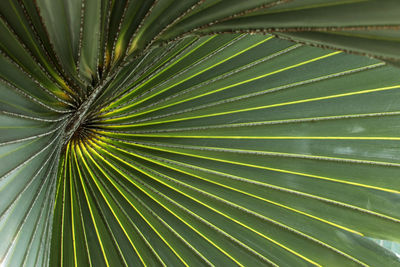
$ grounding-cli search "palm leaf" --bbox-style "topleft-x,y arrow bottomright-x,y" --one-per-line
1,1 -> 400,266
